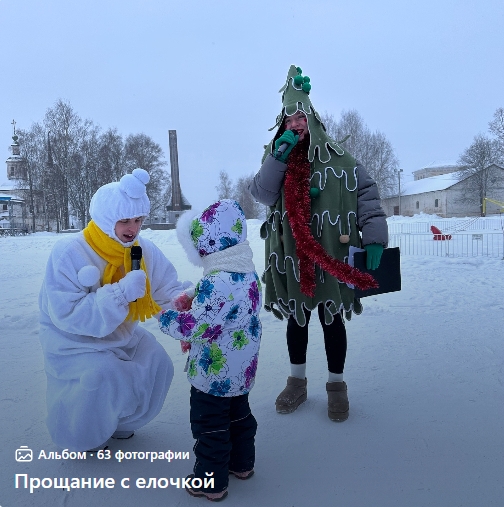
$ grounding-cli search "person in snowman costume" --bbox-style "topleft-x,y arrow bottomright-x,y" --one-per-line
39,168 -> 191,451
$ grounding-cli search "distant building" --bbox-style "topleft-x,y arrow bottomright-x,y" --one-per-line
412,162 -> 462,180
1,125 -> 28,230
1,122 -> 57,232
0,190 -> 25,230
382,163 -> 504,217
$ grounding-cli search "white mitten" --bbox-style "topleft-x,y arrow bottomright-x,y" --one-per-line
118,270 -> 146,302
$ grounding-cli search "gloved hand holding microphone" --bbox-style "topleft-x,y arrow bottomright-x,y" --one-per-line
274,129 -> 299,162
118,269 -> 146,302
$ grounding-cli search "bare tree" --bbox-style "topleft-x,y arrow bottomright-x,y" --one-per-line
489,107 -> 504,145
216,170 -> 234,199
15,123 -> 47,231
323,110 -> 367,158
234,174 -> 265,219
456,134 -> 504,215
364,131 -> 400,197
14,101 -> 173,230
98,128 -> 126,183
44,99 -> 96,230
321,110 -> 399,197
217,170 -> 265,219
67,126 -> 103,228
124,133 -> 169,218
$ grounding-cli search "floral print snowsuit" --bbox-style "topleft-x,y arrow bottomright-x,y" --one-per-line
158,199 -> 262,397
159,270 -> 262,396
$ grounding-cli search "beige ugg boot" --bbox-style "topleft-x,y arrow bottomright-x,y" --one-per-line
275,376 -> 307,414
326,381 -> 349,422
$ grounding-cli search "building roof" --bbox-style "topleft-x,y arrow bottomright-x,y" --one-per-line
402,164 -> 504,197
419,160 -> 459,169
0,180 -> 19,192
6,155 -> 23,162
401,172 -> 462,196
0,193 -> 23,202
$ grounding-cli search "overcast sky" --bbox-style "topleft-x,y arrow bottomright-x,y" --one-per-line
1,0 -> 503,209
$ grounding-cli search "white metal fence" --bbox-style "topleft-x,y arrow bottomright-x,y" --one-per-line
387,216 -> 504,235
388,232 -> 504,258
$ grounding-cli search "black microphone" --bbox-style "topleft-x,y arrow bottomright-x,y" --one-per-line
131,246 -> 142,270
275,129 -> 299,158
130,245 -> 142,302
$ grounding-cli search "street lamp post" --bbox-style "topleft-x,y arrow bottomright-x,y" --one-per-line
397,169 -> 404,216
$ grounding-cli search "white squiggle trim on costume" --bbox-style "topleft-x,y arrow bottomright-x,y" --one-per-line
284,100 -> 313,116
265,209 -> 288,232
310,211 -> 339,238
265,206 -> 358,245
290,76 -> 303,91
310,166 -> 359,192
316,261 -> 355,287
311,210 -> 357,239
262,238 -> 363,325
308,166 -> 359,238
265,296 -> 361,327
263,248 -> 359,290
264,252 -> 300,283
313,142 -> 345,164
260,222 -> 270,240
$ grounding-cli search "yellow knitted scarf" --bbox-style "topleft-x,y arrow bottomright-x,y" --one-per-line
83,220 -> 161,322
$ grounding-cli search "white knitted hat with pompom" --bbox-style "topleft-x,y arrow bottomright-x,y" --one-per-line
89,168 -> 150,244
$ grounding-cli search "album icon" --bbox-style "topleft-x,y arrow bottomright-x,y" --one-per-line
15,446 -> 33,462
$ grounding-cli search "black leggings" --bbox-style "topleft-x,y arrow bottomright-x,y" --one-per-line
286,305 -> 347,374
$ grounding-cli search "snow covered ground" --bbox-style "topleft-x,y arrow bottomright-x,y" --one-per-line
1,217 -> 503,507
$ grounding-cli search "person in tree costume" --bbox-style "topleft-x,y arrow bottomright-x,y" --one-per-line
159,199 -> 261,501
249,65 -> 388,421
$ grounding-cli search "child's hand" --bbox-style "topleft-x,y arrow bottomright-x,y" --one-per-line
180,340 -> 191,353
181,284 -> 196,299
174,292 -> 194,311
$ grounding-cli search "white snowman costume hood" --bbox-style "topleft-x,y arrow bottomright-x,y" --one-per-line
89,168 -> 150,245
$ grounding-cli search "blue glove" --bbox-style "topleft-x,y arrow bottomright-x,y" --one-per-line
274,130 -> 299,162
364,244 -> 383,270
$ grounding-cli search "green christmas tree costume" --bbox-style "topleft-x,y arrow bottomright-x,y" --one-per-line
259,65 -> 385,326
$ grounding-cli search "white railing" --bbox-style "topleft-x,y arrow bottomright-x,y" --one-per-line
388,232 -> 504,258
387,216 -> 504,235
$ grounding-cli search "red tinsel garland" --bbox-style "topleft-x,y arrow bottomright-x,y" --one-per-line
283,143 -> 378,297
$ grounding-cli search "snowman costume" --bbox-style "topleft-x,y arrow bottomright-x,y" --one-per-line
39,169 -> 190,451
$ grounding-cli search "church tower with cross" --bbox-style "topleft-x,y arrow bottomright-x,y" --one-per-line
1,120 -> 28,231
6,120 -> 27,181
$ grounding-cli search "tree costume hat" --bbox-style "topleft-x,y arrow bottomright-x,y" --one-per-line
266,65 -> 345,164
260,65 -> 377,325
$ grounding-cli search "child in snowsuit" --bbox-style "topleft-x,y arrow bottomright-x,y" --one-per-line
159,199 -> 262,501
